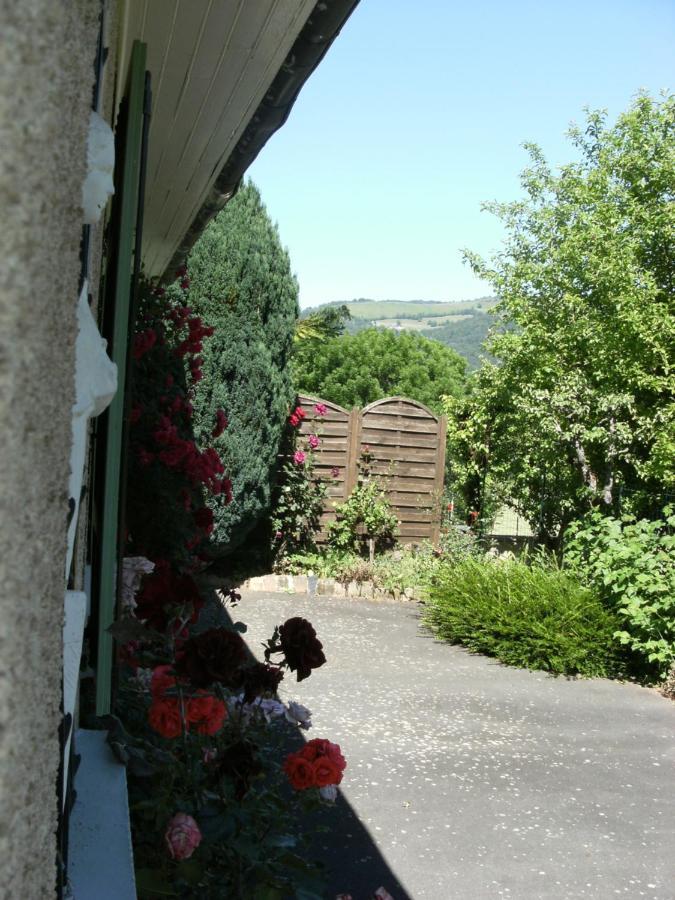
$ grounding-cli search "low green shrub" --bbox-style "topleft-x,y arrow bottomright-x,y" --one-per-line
423,557 -> 628,678
281,550 -> 361,579
372,543 -> 443,598
564,510 -> 675,679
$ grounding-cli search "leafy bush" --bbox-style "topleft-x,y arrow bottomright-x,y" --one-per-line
423,557 -> 628,678
328,479 -> 398,557
371,543 -> 442,599
186,181 -> 298,553
564,510 -> 675,678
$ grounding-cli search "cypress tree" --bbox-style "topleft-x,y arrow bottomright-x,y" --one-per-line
186,181 -> 298,552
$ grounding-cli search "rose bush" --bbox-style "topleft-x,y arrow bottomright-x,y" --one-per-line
112,566 -> 342,898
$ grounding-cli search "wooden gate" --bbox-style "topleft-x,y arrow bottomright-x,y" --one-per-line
296,395 -> 447,544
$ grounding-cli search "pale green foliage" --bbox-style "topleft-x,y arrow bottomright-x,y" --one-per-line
565,510 -> 675,677
450,93 -> 675,540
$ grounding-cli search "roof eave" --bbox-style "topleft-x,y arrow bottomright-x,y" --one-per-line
164,0 -> 360,279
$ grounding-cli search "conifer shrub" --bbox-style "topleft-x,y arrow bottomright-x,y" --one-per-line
186,181 -> 298,552
423,557 -> 628,678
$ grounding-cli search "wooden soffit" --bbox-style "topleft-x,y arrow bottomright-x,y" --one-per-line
115,0 -> 319,277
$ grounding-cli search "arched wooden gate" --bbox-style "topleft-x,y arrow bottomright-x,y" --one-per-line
296,395 -> 447,544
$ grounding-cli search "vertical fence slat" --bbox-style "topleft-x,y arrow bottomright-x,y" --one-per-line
431,415 -> 448,543
345,407 -> 361,496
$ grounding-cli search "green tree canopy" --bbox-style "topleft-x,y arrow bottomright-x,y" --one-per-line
294,304 -> 351,343
292,327 -> 466,413
187,180 -> 298,552
447,93 -> 675,540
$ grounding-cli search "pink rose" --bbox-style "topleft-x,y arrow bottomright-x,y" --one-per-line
307,434 -> 320,450
165,812 -> 201,860
293,450 -> 306,465
314,403 -> 328,417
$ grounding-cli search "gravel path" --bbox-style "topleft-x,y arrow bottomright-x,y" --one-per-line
237,591 -> 675,900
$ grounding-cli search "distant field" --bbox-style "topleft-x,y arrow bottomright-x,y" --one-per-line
374,314 -> 472,331
341,299 -> 495,319
303,297 -> 498,370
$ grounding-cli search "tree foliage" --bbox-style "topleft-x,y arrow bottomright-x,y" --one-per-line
292,327 -> 466,413
294,304 -> 351,343
447,93 -> 675,540
186,181 -> 298,552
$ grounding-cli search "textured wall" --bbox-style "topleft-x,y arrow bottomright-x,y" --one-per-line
0,2 -> 100,896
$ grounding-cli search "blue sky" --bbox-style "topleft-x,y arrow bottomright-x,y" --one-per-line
248,0 -> 674,309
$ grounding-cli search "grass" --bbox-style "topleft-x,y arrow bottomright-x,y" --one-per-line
423,557 -> 629,679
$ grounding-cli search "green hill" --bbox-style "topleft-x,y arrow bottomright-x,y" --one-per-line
303,297 -> 497,369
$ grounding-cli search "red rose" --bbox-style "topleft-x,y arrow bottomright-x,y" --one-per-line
313,756 -> 343,787
185,691 -> 215,724
301,738 -> 346,772
135,563 -> 203,631
151,665 -> 177,698
283,753 -> 316,790
194,699 -> 227,735
148,698 -> 182,739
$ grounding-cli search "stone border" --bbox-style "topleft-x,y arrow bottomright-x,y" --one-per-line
240,573 -> 420,604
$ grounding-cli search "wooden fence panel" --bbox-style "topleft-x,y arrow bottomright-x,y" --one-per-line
297,394 -> 447,545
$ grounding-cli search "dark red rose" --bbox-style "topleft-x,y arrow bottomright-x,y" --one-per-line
279,617 -> 326,682
135,563 -> 204,631
174,628 -> 247,689
216,740 -> 263,800
193,507 -> 214,534
241,662 -> 284,704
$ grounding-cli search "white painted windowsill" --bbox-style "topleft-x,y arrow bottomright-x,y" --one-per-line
67,729 -> 136,899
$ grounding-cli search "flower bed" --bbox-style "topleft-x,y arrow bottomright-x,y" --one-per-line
110,271 -> 350,898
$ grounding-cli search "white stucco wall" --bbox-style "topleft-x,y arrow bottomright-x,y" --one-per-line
0,2 -> 101,896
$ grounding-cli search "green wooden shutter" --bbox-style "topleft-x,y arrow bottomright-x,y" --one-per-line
96,41 -> 147,715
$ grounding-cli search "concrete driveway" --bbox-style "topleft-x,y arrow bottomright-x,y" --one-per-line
238,591 -> 675,900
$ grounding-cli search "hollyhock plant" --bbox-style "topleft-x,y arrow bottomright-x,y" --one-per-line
293,450 -> 306,465
165,813 -> 201,860
314,402 -> 327,417
307,434 -> 320,450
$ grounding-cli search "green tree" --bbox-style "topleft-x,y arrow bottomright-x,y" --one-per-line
449,93 -> 675,541
186,181 -> 298,551
292,327 -> 466,413
294,304 -> 350,343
